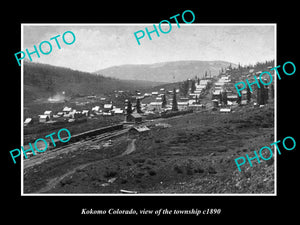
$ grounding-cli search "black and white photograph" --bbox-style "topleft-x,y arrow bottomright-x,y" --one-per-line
21,24 -> 276,195
4,4 -> 298,221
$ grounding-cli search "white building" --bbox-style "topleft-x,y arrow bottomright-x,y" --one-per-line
112,108 -> 124,114
149,102 -> 162,111
177,102 -> 189,111
104,104 -> 113,110
92,106 -> 100,112
62,107 -> 72,115
220,108 -> 231,113
44,110 -> 53,118
39,115 -> 49,123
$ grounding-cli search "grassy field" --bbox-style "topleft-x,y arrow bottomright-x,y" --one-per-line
24,101 -> 274,194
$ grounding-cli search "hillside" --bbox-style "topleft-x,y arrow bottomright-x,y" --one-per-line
24,62 -> 164,103
94,60 -> 235,83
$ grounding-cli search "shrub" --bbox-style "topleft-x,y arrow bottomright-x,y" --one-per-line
103,170 -> 118,178
186,167 -> 194,175
60,178 -> 73,186
148,170 -> 157,176
145,159 -> 156,165
194,167 -> 204,173
207,166 -> 217,174
120,179 -> 127,184
173,165 -> 184,174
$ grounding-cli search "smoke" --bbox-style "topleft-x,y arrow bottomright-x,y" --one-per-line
48,92 -> 65,103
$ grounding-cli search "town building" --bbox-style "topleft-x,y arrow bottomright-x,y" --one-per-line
149,102 -> 162,111
220,108 -> 231,113
24,118 -> 33,126
177,102 -> 189,111
39,115 -> 49,123
82,110 -> 90,117
129,125 -> 150,135
44,111 -> 53,118
126,112 -> 143,123
62,106 -> 72,115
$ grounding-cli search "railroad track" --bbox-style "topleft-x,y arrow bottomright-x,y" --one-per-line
23,128 -> 129,169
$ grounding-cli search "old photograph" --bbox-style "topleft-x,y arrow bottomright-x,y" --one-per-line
21,24 -> 276,195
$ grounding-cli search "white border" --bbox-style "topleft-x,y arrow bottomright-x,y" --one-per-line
21,23 -> 277,196
21,24 -> 24,195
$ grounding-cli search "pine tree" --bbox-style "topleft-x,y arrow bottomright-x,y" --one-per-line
126,100 -> 133,115
257,88 -> 261,105
172,88 -> 178,111
258,85 -> 266,105
246,85 -> 251,104
219,92 -> 223,105
237,93 -> 242,105
162,94 -> 167,108
223,91 -> 227,106
191,80 -> 196,93
264,87 -> 269,104
136,98 -> 142,113
179,80 -> 188,97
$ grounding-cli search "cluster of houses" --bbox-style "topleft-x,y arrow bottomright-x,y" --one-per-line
210,64 -> 274,112
211,74 -> 238,112
144,80 -> 212,113
24,103 -> 126,127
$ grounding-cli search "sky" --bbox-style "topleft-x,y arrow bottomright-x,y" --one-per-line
22,24 -> 275,73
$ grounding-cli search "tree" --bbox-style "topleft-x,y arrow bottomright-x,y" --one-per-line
180,80 -> 189,97
136,98 -> 142,113
162,94 -> 167,108
237,93 -> 242,105
257,88 -> 261,105
264,87 -> 269,104
257,85 -> 266,105
195,95 -> 199,104
191,80 -> 196,93
172,88 -> 178,111
219,92 -> 223,105
246,85 -> 251,104
126,100 -> 133,115
222,91 -> 227,106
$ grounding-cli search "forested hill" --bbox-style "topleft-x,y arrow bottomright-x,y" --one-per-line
23,62 -> 164,103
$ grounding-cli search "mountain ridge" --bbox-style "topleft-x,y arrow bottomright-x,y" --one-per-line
94,60 -> 236,83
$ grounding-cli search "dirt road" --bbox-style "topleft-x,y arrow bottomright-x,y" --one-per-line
121,139 -> 136,156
